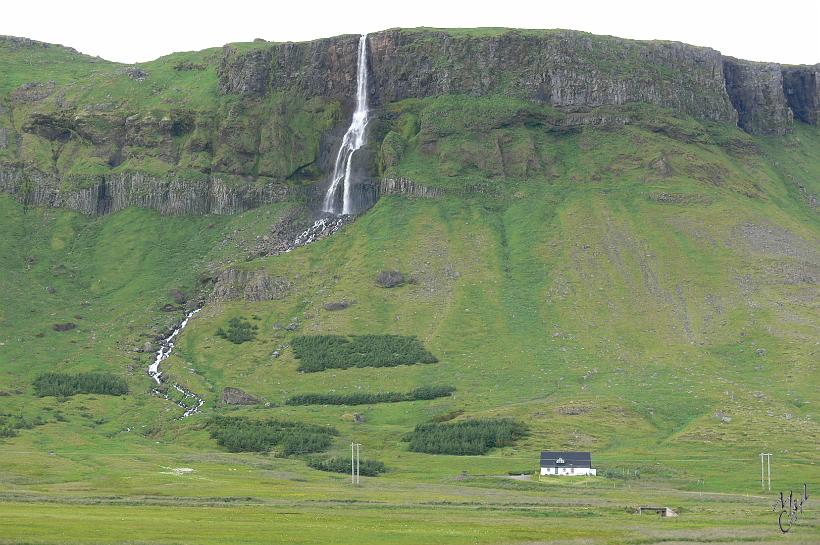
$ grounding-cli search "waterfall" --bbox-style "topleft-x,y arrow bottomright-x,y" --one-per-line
323,34 -> 369,215
148,307 -> 205,418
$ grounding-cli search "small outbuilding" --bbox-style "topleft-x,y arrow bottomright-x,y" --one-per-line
540,451 -> 596,476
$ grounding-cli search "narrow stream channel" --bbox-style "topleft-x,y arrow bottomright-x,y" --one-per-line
148,308 -> 204,418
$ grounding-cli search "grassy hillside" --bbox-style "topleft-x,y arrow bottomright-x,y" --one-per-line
0,108 -> 818,543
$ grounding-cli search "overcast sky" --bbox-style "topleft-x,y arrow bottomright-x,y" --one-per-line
3,0 -> 818,65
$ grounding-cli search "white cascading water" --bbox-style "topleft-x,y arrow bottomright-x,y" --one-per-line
148,308 -> 204,418
322,34 -> 369,215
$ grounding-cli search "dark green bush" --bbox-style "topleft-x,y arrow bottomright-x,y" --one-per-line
308,456 -> 386,476
0,426 -> 17,438
207,416 -> 338,454
33,372 -> 127,397
291,334 -> 437,372
286,385 -> 454,406
216,316 -> 258,344
406,418 -> 528,455
0,412 -> 47,437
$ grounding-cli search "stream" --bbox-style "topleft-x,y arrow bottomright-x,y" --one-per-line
148,308 -> 204,418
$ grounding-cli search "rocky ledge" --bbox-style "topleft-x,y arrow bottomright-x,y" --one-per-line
0,168 -> 288,215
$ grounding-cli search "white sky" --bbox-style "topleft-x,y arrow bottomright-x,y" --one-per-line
2,0 -> 818,65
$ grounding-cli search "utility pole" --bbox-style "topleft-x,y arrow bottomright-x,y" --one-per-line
760,453 -> 772,491
351,442 -> 361,485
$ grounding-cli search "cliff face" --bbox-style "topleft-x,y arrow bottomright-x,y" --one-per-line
782,65 -> 820,125
218,35 -> 361,99
220,30 -> 737,123
723,58 -> 793,135
216,29 -> 818,137
1,29 -> 818,216
0,168 -> 288,215
368,30 -> 737,122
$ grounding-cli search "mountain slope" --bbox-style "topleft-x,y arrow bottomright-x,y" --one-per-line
0,28 -> 818,545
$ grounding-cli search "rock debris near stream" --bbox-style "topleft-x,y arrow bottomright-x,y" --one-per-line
220,387 -> 260,405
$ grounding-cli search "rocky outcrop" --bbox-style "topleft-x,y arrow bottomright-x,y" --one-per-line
782,65 -> 820,125
211,268 -> 291,302
379,177 -> 445,199
0,168 -> 288,215
218,35 -> 361,99
723,58 -> 793,135
218,47 -> 273,96
220,387 -> 260,405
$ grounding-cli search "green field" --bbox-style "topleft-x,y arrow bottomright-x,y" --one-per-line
1,31 -> 819,545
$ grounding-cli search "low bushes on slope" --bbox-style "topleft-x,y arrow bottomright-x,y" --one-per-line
286,386 -> 455,406
33,372 -> 128,397
207,416 -> 338,454
307,456 -> 386,476
291,334 -> 437,372
215,316 -> 258,344
406,418 -> 528,455
0,413 -> 46,438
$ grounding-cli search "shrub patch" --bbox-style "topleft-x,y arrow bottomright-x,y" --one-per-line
406,418 -> 528,455
308,456 -> 386,476
207,416 -> 338,454
286,385 -> 454,406
291,334 -> 437,372
33,372 -> 128,397
216,316 -> 258,344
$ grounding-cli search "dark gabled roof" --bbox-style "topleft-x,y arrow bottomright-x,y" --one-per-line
540,451 -> 592,467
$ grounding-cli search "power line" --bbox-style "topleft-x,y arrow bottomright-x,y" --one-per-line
351,442 -> 361,485
760,453 -> 772,491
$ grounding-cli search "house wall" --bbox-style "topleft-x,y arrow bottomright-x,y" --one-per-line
540,467 -> 597,476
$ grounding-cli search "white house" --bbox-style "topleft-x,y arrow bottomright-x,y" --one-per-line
540,451 -> 596,476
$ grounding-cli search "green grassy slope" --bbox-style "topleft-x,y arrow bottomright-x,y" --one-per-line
1,118 -> 816,481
